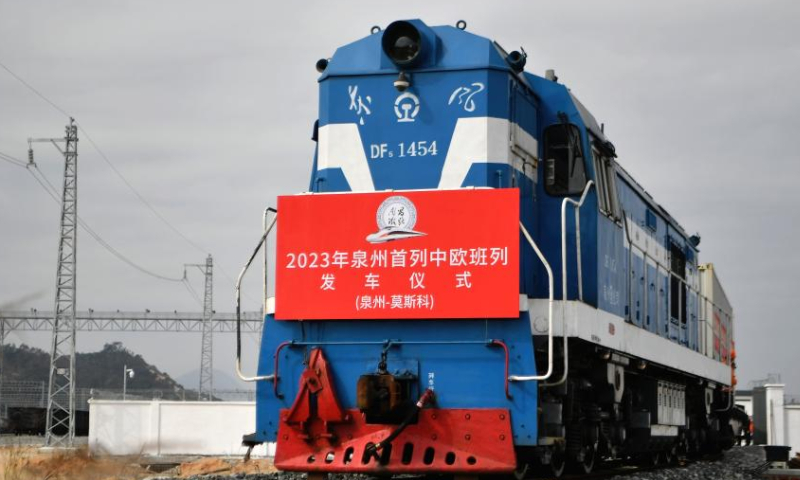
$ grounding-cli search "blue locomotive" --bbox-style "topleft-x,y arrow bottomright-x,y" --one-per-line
235,19 -> 737,477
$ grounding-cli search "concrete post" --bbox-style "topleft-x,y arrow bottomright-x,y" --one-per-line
765,384 -> 785,445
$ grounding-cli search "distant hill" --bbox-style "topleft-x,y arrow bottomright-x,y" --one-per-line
2,342 -> 185,394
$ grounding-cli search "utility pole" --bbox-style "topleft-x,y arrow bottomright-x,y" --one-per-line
122,365 -> 134,401
186,255 -> 213,400
30,119 -> 79,447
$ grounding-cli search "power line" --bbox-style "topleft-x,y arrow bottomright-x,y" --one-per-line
76,125 -> 209,256
73,133 -> 254,301
0,61 -> 71,119
20,153 -> 259,302
69,130 -> 258,300
1,59 -> 256,300
0,151 -> 27,168
0,59 -> 208,256
67,133 -> 257,299
0,155 -> 26,168
181,278 -> 204,306
30,164 -> 184,282
28,164 -> 185,282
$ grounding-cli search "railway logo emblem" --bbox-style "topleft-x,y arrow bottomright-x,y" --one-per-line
367,195 -> 426,243
394,92 -> 420,123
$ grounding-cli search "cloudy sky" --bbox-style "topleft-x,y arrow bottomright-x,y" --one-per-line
1,1 -> 798,392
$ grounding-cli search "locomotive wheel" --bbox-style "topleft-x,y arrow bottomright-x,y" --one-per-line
534,445 -> 566,478
568,446 -> 596,474
513,461 -> 530,480
663,446 -> 677,465
549,450 -> 566,478
646,451 -> 662,467
676,438 -> 689,462
513,446 -> 536,480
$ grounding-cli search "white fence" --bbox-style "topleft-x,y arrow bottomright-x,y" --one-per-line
88,400 -> 275,457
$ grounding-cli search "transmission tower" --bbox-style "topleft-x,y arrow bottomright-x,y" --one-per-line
186,255 -> 214,400
30,119 -> 79,447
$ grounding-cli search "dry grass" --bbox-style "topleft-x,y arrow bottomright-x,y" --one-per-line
0,443 -> 275,479
0,445 -> 24,480
0,445 -> 148,480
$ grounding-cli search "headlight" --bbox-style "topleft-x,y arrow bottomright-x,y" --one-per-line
382,21 -> 422,66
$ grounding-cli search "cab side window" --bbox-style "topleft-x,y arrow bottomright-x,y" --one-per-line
543,124 -> 587,196
592,147 -> 621,220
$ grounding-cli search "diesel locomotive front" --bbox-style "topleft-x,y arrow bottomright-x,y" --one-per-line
234,19 -> 738,477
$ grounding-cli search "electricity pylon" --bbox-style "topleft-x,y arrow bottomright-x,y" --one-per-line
30,119 -> 79,447
186,255 -> 214,400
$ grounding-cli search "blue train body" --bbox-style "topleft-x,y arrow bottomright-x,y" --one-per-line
245,19 -> 737,476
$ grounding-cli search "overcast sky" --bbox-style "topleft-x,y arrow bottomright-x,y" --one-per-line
1,1 -> 798,392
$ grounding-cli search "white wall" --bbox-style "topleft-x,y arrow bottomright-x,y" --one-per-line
89,400 -> 275,457
786,406 -> 800,455
90,396 -> 800,457
750,384 -> 787,445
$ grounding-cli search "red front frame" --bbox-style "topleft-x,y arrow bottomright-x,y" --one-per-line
273,348 -> 516,474
275,408 -> 516,474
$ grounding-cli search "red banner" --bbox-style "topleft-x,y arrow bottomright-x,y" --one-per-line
275,189 -> 519,320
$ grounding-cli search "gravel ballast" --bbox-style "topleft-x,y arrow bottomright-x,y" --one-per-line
610,446 -> 766,480
157,446 -> 769,480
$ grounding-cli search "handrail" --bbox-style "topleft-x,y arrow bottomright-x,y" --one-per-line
511,222 -> 554,382
263,208 -> 271,317
545,180 -> 593,387
235,208 -> 278,382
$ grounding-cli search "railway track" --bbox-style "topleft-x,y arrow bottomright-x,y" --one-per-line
147,447 -> 761,480
545,450 -> 752,480
527,452 -> 724,479
557,457 -> 700,480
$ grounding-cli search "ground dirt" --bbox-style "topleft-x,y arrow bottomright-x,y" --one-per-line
0,446 -> 275,480
178,457 -> 275,477
0,445 -> 147,480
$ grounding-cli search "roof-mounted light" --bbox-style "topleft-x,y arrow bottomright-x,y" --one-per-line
382,21 -> 422,66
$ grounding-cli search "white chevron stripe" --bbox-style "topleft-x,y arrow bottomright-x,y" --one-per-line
317,123 -> 375,192
438,117 -> 537,189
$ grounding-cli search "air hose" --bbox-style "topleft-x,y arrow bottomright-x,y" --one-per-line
365,388 -> 436,461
